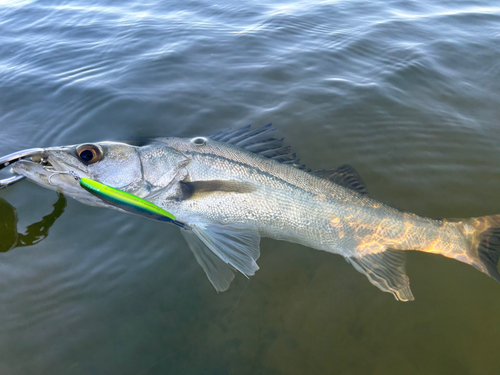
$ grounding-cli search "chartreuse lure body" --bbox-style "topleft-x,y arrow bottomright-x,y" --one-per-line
79,177 -> 175,222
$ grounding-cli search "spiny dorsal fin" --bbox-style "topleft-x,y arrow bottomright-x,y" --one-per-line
210,124 -> 307,169
346,250 -> 414,301
209,127 -> 368,187
313,164 -> 368,195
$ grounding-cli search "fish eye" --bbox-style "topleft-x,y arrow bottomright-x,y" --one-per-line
191,137 -> 207,146
76,144 -> 103,164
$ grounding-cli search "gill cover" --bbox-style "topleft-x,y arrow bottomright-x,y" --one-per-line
137,143 -> 189,189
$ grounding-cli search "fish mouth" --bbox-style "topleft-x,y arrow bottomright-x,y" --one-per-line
0,148 -> 45,189
4,147 -> 102,205
11,159 -> 68,189
11,148 -> 83,185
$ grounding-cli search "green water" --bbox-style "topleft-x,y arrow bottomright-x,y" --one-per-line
1,0 -> 500,374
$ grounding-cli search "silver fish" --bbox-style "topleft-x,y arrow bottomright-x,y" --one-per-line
5,124 -> 500,301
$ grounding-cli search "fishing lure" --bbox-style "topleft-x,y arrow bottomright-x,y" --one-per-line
78,176 -> 176,222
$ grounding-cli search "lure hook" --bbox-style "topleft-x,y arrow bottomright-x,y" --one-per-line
0,148 -> 45,190
47,170 -> 79,185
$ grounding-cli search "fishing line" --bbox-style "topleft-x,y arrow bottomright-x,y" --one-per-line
224,278 -> 250,320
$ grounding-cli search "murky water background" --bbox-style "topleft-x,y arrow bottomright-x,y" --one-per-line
1,0 -> 500,374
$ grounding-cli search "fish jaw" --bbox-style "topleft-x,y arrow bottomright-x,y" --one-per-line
9,141 -> 188,208
11,149 -> 107,207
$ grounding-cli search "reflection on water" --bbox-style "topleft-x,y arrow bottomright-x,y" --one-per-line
1,0 -> 500,374
0,193 -> 66,252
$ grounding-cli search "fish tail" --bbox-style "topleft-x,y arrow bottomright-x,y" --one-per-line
453,215 -> 500,283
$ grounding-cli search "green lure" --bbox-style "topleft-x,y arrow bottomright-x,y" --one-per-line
79,177 -> 176,222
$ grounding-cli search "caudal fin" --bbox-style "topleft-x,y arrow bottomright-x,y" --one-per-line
455,215 -> 500,283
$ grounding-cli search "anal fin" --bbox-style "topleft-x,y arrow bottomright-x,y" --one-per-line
346,249 -> 414,301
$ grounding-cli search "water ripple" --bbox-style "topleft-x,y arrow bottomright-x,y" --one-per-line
2,0 -> 500,374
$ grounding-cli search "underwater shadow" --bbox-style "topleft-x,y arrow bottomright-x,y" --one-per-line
0,193 -> 66,252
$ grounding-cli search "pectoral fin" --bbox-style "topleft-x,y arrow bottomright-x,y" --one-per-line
346,250 -> 414,301
181,229 -> 236,292
181,222 -> 261,291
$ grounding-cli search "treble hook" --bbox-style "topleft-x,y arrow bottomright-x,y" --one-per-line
47,170 -> 78,185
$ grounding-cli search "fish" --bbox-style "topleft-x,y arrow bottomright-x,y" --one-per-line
7,124 -> 500,301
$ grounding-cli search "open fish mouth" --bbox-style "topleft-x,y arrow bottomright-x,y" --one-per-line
0,147 -> 97,202
0,143 -> 146,209
0,148 -> 46,189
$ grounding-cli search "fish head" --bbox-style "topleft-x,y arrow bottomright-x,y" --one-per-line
11,141 -> 187,207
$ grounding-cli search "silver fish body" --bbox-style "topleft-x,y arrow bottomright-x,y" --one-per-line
8,125 -> 500,301
154,136 -> 461,253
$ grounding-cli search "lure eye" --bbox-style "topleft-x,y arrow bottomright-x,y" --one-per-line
191,137 -> 207,146
76,144 -> 103,164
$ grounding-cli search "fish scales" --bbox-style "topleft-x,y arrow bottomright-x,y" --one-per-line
157,137 -> 466,257
9,125 -> 500,301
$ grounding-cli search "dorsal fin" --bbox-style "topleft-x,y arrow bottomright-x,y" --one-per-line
209,126 -> 368,190
313,164 -> 368,195
210,124 -> 306,169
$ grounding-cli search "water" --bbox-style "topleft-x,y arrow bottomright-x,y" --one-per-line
1,0 -> 500,374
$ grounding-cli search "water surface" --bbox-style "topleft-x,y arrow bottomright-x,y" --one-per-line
1,0 -> 500,374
